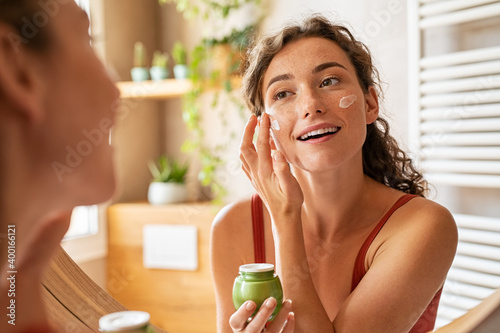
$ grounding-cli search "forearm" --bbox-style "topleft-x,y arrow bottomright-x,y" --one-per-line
272,212 -> 335,333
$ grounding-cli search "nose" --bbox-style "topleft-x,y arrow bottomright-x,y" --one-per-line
303,109 -> 323,118
298,88 -> 325,119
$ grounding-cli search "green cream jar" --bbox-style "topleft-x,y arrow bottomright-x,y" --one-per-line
232,263 -> 284,321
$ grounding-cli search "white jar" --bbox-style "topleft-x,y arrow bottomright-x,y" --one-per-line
99,311 -> 155,333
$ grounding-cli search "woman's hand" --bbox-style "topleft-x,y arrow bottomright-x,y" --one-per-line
229,298 -> 294,333
240,113 -> 303,218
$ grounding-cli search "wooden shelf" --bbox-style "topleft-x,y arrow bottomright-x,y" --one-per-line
116,76 -> 243,100
116,79 -> 192,100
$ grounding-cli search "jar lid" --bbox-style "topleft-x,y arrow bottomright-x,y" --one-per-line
239,263 -> 274,273
99,311 -> 150,331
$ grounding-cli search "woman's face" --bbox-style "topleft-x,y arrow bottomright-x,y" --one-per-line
261,37 -> 378,174
35,2 -> 120,205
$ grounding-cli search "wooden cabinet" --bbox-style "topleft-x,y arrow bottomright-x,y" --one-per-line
107,202 -> 222,333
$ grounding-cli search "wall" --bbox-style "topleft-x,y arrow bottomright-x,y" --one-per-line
104,0 -> 163,203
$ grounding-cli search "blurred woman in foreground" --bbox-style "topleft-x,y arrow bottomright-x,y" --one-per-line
0,1 -> 119,331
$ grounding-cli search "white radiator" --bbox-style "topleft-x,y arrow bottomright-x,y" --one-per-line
409,1 -> 500,189
436,214 -> 500,328
408,0 -> 500,329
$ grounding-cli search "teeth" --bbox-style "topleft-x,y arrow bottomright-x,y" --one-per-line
299,127 -> 339,140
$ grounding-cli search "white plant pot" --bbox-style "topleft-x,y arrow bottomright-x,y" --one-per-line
130,67 -> 150,82
148,182 -> 187,205
173,64 -> 189,79
150,66 -> 169,81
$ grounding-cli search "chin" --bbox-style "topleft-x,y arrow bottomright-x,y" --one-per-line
71,162 -> 117,207
89,168 -> 117,204
76,178 -> 116,206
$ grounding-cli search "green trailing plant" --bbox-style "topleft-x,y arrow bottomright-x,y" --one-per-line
133,41 -> 147,67
152,51 -> 169,68
172,41 -> 187,65
148,155 -> 189,183
159,0 -> 264,202
158,0 -> 258,20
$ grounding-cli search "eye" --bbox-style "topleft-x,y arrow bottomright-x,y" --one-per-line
273,91 -> 292,101
320,77 -> 339,87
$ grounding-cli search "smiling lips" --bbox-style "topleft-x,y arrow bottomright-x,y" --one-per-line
298,126 -> 340,141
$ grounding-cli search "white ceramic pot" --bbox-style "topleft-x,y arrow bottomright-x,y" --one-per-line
130,67 -> 150,82
149,66 -> 169,81
173,64 -> 189,79
147,182 -> 187,205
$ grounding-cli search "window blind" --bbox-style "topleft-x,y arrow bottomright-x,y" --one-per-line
408,0 -> 500,328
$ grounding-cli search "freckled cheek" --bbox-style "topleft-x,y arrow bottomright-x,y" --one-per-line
264,107 -> 295,154
270,129 -> 285,149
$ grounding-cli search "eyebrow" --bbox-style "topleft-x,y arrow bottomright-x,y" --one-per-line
266,73 -> 294,91
265,61 -> 348,92
312,62 -> 347,74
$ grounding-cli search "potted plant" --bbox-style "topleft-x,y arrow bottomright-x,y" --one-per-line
131,41 -> 150,82
150,51 -> 170,81
147,155 -> 189,205
172,41 -> 189,79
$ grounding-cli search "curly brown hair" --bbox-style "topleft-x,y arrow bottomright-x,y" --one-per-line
242,14 -> 427,196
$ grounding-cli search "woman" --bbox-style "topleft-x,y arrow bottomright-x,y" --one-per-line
0,1 -> 119,332
211,15 -> 458,333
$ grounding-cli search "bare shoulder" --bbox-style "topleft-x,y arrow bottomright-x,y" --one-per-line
404,196 -> 457,237
212,197 -> 253,236
363,195 -> 458,302
379,195 -> 458,259
211,196 -> 254,263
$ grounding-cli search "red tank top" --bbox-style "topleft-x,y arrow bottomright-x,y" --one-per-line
250,193 -> 442,332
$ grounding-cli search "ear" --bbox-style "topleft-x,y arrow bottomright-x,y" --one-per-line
364,86 -> 379,124
0,24 -> 44,123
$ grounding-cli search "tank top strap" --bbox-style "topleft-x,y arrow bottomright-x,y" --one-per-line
351,194 -> 418,291
251,193 -> 266,263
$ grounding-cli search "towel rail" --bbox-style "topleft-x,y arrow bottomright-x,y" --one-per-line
420,46 -> 500,68
421,60 -> 500,81
422,147 -> 500,160
420,118 -> 500,133
421,132 -> 500,146
425,173 -> 500,188
420,75 -> 500,95
420,2 -> 500,28
421,160 -> 500,174
420,0 -> 500,17
421,103 -> 500,120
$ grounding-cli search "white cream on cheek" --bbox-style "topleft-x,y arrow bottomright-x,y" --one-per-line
265,109 -> 281,131
271,119 -> 281,131
339,94 -> 357,108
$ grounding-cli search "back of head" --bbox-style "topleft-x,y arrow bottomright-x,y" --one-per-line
0,0 -> 51,51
